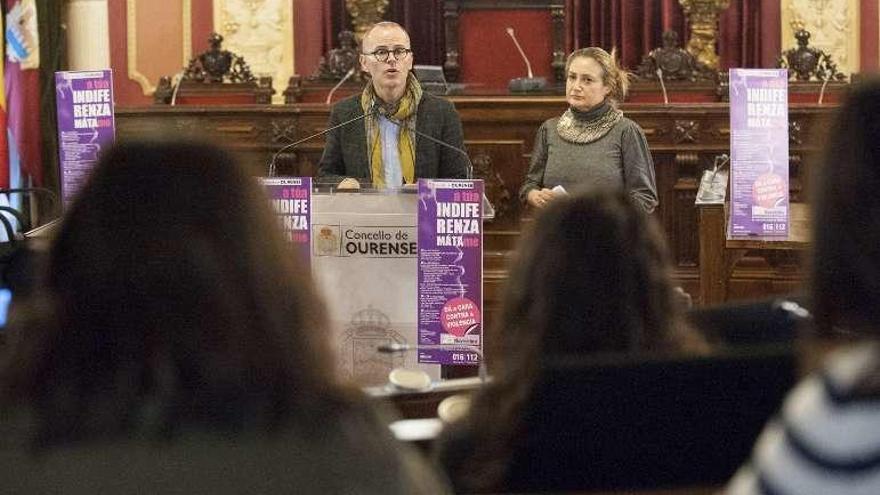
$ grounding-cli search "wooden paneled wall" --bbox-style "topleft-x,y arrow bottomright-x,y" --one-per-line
116,99 -> 835,318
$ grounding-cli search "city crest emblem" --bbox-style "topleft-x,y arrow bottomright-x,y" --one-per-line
315,225 -> 339,256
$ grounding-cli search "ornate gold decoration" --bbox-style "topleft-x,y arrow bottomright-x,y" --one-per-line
782,0 -> 858,76
215,0 -> 294,103
678,0 -> 731,70
345,0 -> 390,41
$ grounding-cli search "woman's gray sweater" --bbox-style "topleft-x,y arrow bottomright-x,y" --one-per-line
520,114 -> 659,213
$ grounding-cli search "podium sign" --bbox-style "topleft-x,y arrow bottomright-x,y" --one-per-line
54,70 -> 116,208
417,180 -> 483,365
728,69 -> 789,237
310,192 -> 440,386
262,177 -> 311,262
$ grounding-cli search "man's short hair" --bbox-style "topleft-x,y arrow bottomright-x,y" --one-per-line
362,21 -> 411,48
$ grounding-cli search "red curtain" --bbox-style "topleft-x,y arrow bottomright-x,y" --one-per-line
565,0 -> 778,71
311,1 -> 780,77
565,0 -> 686,69
717,0 -> 771,70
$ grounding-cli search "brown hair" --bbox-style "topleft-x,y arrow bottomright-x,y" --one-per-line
2,140 -> 355,447
566,47 -> 630,104
438,189 -> 703,491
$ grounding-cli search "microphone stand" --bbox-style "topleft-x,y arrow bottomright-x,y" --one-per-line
656,68 -> 669,105
818,74 -> 829,105
506,27 -> 547,92
382,114 -> 474,180
170,71 -> 185,106
267,106 -> 379,177
326,67 -> 356,106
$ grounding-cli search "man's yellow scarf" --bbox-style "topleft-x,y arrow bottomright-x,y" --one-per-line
360,75 -> 422,188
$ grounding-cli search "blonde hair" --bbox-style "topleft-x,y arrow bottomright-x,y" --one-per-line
566,47 -> 630,104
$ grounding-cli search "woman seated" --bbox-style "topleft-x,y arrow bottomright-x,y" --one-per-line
725,80 -> 880,495
521,47 -> 658,213
435,189 -> 705,493
0,140 -> 448,494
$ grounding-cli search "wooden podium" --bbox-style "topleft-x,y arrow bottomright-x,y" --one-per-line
697,202 -> 811,305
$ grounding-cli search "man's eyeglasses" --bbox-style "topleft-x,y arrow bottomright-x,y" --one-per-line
363,47 -> 412,62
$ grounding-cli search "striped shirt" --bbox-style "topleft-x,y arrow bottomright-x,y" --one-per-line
726,343 -> 880,495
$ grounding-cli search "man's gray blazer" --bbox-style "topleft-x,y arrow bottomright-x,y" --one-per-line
316,93 -> 469,186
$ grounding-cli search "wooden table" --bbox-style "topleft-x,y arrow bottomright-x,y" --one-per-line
698,202 -> 810,305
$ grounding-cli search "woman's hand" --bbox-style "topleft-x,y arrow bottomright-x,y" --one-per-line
527,188 -> 556,209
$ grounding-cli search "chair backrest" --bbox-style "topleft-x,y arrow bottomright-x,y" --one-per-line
504,346 -> 797,492
687,296 -> 809,346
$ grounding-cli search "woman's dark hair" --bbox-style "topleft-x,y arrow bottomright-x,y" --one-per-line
810,81 -> 880,337
497,189 -> 692,363
2,140 -> 350,447
443,189 -> 701,491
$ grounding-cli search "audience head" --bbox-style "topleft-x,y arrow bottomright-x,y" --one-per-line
359,21 -> 413,103
442,189 -> 701,493
565,47 -> 629,108
495,189 -> 692,373
811,80 -> 880,336
2,140 -> 342,446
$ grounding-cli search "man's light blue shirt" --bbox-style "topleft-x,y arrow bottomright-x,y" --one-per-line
379,115 -> 403,188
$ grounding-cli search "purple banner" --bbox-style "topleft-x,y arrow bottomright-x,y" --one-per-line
729,68 -> 789,237
417,179 -> 483,366
262,177 -> 311,263
55,70 -> 116,208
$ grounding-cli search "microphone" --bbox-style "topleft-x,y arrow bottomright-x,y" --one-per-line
325,67 -> 356,106
170,71 -> 185,106
380,111 -> 474,180
818,74 -> 829,105
505,27 -> 547,92
267,103 -> 380,177
507,27 -> 534,79
656,68 -> 669,105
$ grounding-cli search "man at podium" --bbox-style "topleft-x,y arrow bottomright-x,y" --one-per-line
317,22 -> 469,189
